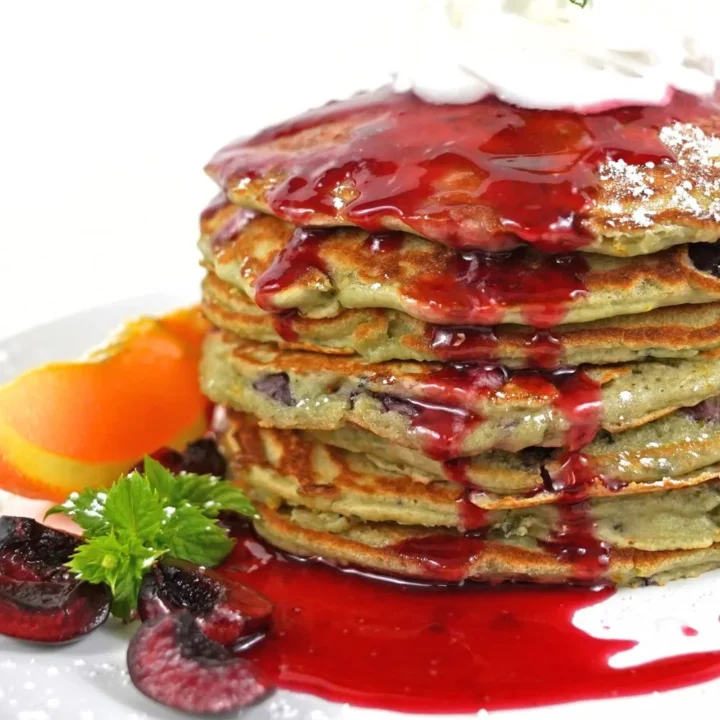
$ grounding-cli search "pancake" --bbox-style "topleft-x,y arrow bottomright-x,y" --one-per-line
243,461 -> 720,552
205,89 -> 720,257
253,503 -> 720,587
201,331 -> 720,457
222,412 -> 720,552
202,90 -> 720,588
203,271 -> 720,367
198,205 -> 720,328
308,408 -> 720,497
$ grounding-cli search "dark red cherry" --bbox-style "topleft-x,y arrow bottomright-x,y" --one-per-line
127,611 -> 273,714
216,509 -> 253,536
135,447 -> 186,474
137,437 -> 228,478
138,558 -> 273,647
182,438 -> 227,478
0,516 -> 80,582
0,576 -> 110,644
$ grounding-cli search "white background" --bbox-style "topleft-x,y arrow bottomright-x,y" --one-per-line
0,0 -> 407,339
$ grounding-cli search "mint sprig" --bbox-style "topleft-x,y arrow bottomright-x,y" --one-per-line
47,457 -> 256,620
67,533 -> 164,621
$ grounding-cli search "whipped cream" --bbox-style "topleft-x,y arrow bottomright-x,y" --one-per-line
394,0 -> 720,110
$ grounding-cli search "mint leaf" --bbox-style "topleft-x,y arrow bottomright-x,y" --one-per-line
50,451 -> 256,619
46,488 -> 110,536
143,456 -> 256,519
45,489 -> 110,537
169,474 -> 257,519
103,471 -> 164,541
142,456 -> 175,500
163,505 -> 234,566
66,532 -> 164,621
569,0 -> 588,7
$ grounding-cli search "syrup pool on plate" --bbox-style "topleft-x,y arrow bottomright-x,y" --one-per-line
219,532 -> 720,713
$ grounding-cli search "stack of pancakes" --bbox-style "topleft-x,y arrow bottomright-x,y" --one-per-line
199,90 -> 720,586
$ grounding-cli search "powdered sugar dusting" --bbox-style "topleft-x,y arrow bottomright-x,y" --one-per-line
630,208 -> 654,228
598,120 -> 720,232
600,159 -> 656,199
660,123 -> 720,165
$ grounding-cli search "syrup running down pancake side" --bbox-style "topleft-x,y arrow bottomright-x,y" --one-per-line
385,364 -> 609,579
252,227 -> 592,328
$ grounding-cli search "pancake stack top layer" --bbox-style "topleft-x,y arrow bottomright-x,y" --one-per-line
199,88 -> 720,587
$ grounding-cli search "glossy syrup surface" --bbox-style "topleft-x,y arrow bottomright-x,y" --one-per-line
254,228 -> 330,312
399,362 -> 602,458
272,311 -> 300,343
375,392 -> 483,462
403,248 -> 590,326
221,534 -> 720,714
207,90 -> 714,252
245,221 -> 591,328
409,362 -> 606,578
429,325 -> 565,367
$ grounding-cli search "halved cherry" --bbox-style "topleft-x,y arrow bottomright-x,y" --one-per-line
0,576 -> 111,644
128,611 -> 273,714
0,516 -> 80,581
138,558 -> 273,648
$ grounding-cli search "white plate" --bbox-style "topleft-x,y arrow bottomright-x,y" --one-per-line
2,295 -> 720,720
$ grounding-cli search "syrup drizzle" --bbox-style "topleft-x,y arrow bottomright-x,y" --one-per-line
375,392 -> 483,462
220,533 -> 720,713
254,228 -> 330,312
541,370 -> 606,578
408,363 -> 602,457
526,329 -> 564,368
380,363 -> 607,579
415,362 -> 508,407
207,90 -> 714,252
403,248 -> 590,327
374,363 -> 508,462
199,193 -> 257,254
272,311 -> 299,343
392,533 -> 487,582
374,360 -> 604,525
540,486 -> 612,582
443,457 -> 474,488
242,215 -> 591,327
549,448 -> 603,493
429,325 -> 500,362
548,368 -> 603,451
407,362 -> 606,579
430,326 -> 565,368
213,207 -> 257,250
456,490 -> 489,533
365,232 -> 405,255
